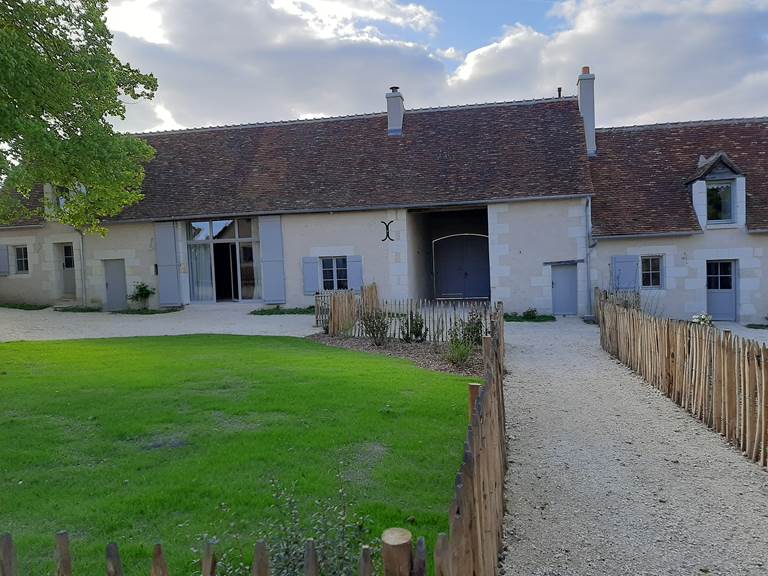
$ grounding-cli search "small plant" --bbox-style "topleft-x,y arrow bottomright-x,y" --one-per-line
463,309 -> 484,346
128,282 -> 156,310
444,337 -> 473,366
362,309 -> 390,346
691,313 -> 713,326
257,478 -> 377,576
522,307 -> 538,320
399,311 -> 428,343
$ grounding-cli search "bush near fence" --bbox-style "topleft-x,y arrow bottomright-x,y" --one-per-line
595,289 -> 768,468
0,306 -> 507,576
316,284 -> 495,343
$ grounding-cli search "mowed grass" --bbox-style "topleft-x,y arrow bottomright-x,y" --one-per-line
0,335 -> 469,575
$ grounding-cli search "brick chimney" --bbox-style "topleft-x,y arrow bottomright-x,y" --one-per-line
577,66 -> 596,156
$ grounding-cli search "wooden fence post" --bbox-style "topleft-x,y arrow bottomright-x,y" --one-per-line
382,528 -> 412,576
106,543 -> 124,576
433,533 -> 449,576
303,539 -> 319,576
359,545 -> 374,576
0,534 -> 17,576
468,383 -> 481,420
252,541 -> 270,576
151,543 -> 169,576
202,541 -> 216,576
55,532 -> 72,576
411,537 -> 427,576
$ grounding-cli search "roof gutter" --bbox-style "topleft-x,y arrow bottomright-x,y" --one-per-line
593,229 -> 703,240
103,194 -> 594,225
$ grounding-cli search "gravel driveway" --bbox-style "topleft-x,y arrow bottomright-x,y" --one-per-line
0,303 -> 319,342
501,318 -> 768,576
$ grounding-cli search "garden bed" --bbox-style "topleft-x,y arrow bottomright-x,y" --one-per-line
308,333 -> 485,377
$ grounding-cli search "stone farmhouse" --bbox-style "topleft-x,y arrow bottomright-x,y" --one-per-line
1,67 -> 766,323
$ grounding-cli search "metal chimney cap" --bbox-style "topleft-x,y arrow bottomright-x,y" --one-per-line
389,86 -> 400,92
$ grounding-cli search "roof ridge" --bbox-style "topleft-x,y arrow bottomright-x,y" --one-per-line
597,115 -> 768,132
130,95 -> 577,137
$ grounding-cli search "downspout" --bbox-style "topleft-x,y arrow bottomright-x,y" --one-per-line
78,230 -> 87,307
585,197 -> 593,317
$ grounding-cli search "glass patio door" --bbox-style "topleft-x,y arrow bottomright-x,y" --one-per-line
188,244 -> 214,302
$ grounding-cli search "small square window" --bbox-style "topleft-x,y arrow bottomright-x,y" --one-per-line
320,256 -> 350,290
707,181 -> 734,223
641,256 -> 662,288
14,246 -> 29,274
188,221 -> 211,241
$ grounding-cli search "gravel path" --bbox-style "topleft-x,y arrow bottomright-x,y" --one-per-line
0,303 -> 319,341
501,318 -> 768,576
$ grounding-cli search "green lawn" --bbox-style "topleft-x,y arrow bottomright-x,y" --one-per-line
0,335 -> 469,575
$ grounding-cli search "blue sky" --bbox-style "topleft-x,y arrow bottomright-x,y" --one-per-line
106,0 -> 768,132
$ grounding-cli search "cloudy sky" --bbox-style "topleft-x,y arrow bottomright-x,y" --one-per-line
106,0 -> 768,133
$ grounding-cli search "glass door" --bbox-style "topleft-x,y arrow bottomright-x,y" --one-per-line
188,244 -> 214,302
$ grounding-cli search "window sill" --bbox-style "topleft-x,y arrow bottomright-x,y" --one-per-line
705,222 -> 740,230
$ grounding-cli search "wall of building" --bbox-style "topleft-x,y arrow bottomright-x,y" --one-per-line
590,229 -> 768,324
282,209 -> 409,307
488,197 -> 590,315
0,221 -> 159,308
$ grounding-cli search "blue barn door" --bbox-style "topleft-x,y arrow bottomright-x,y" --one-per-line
433,234 -> 490,299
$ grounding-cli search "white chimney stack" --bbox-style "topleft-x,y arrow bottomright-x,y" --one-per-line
386,86 -> 404,136
577,66 -> 596,156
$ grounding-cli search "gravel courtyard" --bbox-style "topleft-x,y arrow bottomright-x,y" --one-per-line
0,303 -> 318,341
501,318 -> 768,576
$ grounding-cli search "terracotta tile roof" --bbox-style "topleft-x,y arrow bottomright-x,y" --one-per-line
115,97 -> 594,221
590,118 -> 768,237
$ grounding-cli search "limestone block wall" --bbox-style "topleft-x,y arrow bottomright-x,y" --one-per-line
488,197 -> 590,315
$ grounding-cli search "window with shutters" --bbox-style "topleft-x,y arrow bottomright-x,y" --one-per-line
641,255 -> 662,289
321,256 -> 348,290
14,246 -> 29,274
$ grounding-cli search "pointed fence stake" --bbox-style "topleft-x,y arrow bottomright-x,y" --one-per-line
252,541 -> 270,576
55,532 -> 72,576
303,539 -> 319,576
151,543 -> 169,576
202,541 -> 217,576
0,534 -> 18,576
411,537 -> 427,576
106,543 -> 124,576
359,545 -> 374,576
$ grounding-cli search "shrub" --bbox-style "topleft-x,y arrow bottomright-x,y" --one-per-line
361,309 -> 390,346
198,478 -> 377,576
522,307 -> 538,320
463,309 -> 484,346
399,311 -> 428,343
128,282 -> 156,309
444,337 -> 473,366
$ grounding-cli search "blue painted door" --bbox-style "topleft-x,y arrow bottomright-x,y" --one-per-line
707,260 -> 737,321
433,235 -> 490,299
104,259 -> 127,311
552,264 -> 578,315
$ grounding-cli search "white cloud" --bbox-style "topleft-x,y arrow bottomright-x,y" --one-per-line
107,0 -> 768,133
106,0 -> 168,44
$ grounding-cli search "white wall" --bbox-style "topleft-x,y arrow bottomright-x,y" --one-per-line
591,228 -> 768,324
0,221 -> 160,308
281,209 -> 410,307
488,198 -> 590,315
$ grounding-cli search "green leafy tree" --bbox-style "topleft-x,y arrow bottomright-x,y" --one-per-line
0,0 -> 157,233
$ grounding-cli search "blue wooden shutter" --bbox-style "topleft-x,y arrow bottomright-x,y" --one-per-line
0,246 -> 8,277
302,257 -> 319,295
259,215 -> 286,304
611,255 -> 640,290
348,255 -> 363,292
154,222 -> 182,306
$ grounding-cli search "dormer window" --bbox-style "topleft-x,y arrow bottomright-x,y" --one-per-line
707,180 -> 735,223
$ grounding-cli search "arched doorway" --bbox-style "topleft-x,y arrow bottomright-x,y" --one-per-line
433,233 -> 490,299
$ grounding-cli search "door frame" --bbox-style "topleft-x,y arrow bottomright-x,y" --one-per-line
706,259 -> 738,321
431,233 -> 490,300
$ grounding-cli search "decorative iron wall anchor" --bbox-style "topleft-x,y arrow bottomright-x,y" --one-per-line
381,220 -> 395,242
